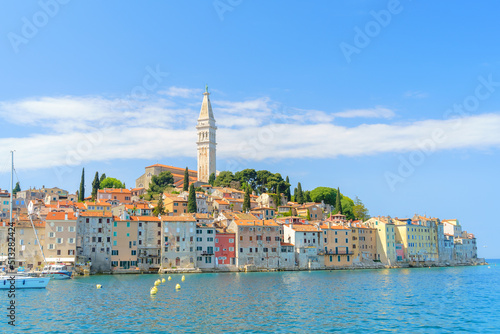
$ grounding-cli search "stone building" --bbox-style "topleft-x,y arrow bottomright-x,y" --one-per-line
196,86 -> 217,183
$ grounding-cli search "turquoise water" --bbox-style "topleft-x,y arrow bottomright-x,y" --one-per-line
2,260 -> 499,333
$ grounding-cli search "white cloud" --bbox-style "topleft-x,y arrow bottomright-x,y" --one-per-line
404,90 -> 429,99
1,90 -> 500,172
333,106 -> 395,119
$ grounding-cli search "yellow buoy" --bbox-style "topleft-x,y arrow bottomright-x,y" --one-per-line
162,278 -> 166,283
150,288 -> 157,295
96,284 -> 102,289
175,284 -> 181,290
168,276 -> 171,281
154,280 -> 160,286
181,275 -> 185,282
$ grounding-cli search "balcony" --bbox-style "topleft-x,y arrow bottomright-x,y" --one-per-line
200,251 -> 214,256
321,250 -> 353,255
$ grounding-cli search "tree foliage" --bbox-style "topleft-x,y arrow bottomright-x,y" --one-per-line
214,171 -> 236,187
284,176 -> 291,202
13,182 -> 21,197
353,196 -> 370,221
295,183 -> 304,204
153,195 -> 166,216
335,187 -> 342,214
208,173 -> 216,186
91,172 -> 100,201
243,187 -> 251,212
148,171 -> 174,195
310,187 -> 336,206
79,168 -> 85,202
100,177 -> 125,189
183,167 -> 189,192
187,184 -> 197,213
99,173 -> 106,184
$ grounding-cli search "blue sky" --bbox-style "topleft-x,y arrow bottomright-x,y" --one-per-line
0,1 -> 499,258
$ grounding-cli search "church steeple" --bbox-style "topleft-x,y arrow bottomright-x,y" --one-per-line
196,86 -> 217,183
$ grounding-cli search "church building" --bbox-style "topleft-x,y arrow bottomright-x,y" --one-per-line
135,86 -> 217,189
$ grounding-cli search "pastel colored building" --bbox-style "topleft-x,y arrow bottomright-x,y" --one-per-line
364,217 -> 397,265
320,223 -> 353,268
45,211 -> 78,264
76,211 -> 114,273
161,216 -> 197,270
111,214 -> 138,271
215,229 -> 236,268
283,223 -> 323,269
134,216 -> 162,270
196,223 -> 216,269
97,188 -> 132,203
350,222 -> 377,262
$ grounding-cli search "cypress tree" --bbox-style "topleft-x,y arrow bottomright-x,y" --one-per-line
91,172 -> 100,201
153,195 -> 166,216
13,182 -> 21,197
208,173 -> 216,186
183,167 -> 189,192
99,173 -> 106,185
285,176 -> 291,202
336,187 -> 343,214
243,187 -> 251,212
79,168 -> 85,202
188,184 -> 197,213
296,182 -> 304,204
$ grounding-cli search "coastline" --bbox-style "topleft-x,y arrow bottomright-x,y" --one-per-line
76,259 -> 488,276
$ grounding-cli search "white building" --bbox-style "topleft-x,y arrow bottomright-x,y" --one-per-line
195,223 -> 216,269
161,216 -> 197,270
76,212 -> 113,273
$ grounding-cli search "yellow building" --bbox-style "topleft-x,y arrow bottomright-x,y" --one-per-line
350,221 -> 377,262
320,222 -> 353,268
364,217 -> 397,265
111,217 -> 138,271
45,212 -> 78,264
164,194 -> 188,216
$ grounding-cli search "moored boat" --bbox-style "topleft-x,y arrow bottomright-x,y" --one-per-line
0,276 -> 50,289
41,264 -> 72,280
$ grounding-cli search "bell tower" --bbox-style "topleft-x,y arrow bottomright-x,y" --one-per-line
196,85 -> 217,183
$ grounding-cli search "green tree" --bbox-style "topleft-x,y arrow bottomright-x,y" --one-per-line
243,187 -> 251,212
235,169 -> 257,191
352,196 -> 370,221
342,196 -> 355,220
148,171 -> 174,195
13,182 -> 21,197
99,173 -> 106,184
100,177 -> 125,189
187,184 -> 197,213
214,171 -> 236,187
255,170 -> 273,194
153,195 -> 166,216
296,182 -> 304,204
208,173 -> 216,186
303,190 -> 311,203
284,176 -> 291,202
91,172 -> 100,201
79,168 -> 85,202
183,167 -> 189,192
335,187 -> 342,214
292,187 -> 297,202
310,187 -> 336,205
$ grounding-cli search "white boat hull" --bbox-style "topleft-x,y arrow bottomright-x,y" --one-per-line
0,276 -> 50,289
43,272 -> 72,280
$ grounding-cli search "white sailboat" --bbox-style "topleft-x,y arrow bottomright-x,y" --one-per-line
1,151 -> 50,289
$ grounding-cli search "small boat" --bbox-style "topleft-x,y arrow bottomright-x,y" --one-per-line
0,275 -> 50,289
41,264 -> 72,280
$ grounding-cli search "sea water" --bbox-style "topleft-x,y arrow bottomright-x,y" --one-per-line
1,260 -> 499,333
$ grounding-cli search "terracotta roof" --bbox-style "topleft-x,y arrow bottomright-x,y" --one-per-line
98,188 -> 132,194
161,216 -> 196,222
79,211 -> 113,217
233,219 -> 279,227
131,216 -> 161,222
46,212 -> 78,220
289,224 -> 320,232
280,242 -> 294,246
320,224 -> 349,230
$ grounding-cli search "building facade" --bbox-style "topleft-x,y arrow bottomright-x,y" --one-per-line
196,87 -> 217,183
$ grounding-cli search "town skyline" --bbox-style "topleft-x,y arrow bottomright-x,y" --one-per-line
1,1 -> 499,259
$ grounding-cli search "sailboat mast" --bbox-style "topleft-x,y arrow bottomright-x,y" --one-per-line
10,151 -> 13,230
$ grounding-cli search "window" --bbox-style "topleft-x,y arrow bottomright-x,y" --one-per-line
229,238 -> 234,243
335,238 -> 338,243
49,232 -> 55,238
69,226 -> 75,232
239,248 -> 243,253
114,222 -> 117,227
113,241 -> 117,246
48,244 -> 55,249
112,250 -> 119,255
207,237 -> 214,242
57,250 -> 61,255
275,237 -> 280,241
215,247 -> 220,252
127,222 -> 130,228
113,232 -> 117,237
197,246 -> 202,251
197,237 -> 202,242
263,248 -> 268,252
56,238 -> 63,244
131,250 -> 136,255
68,250 -> 75,255
68,238 -> 75,244
207,230 -> 214,234
215,238 -> 219,243
266,236 -> 271,241
205,257 -> 212,264
229,247 -> 234,251
240,236 -> 243,241
197,257 -> 203,262
272,248 -> 276,252
57,226 -> 63,232
338,256 -> 341,262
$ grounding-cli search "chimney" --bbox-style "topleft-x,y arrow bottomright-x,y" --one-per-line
65,213 -> 68,220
